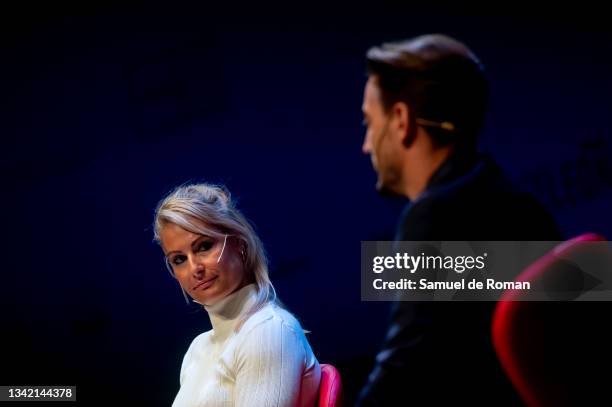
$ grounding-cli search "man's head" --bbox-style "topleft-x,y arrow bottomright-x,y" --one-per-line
361,34 -> 488,199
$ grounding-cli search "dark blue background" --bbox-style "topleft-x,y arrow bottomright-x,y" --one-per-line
2,2 -> 611,405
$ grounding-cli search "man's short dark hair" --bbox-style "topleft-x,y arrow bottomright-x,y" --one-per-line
366,34 -> 488,148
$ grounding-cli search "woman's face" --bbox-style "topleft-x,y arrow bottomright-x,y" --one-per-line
159,222 -> 250,306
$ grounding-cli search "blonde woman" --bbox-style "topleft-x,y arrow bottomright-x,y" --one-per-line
153,183 -> 320,407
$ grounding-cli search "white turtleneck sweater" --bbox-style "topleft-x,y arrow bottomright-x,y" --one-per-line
171,284 -> 321,407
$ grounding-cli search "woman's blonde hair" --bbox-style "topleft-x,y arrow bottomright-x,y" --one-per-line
153,183 -> 276,323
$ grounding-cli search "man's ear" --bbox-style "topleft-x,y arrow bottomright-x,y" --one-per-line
391,101 -> 415,148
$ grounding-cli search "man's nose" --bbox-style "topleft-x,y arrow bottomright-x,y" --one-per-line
362,133 -> 372,154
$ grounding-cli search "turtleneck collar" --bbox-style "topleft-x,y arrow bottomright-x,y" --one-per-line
204,284 -> 258,341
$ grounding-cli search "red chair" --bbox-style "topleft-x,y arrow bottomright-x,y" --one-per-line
492,233 -> 608,407
318,363 -> 344,407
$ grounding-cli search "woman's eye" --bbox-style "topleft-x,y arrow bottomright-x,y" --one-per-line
198,241 -> 214,252
172,256 -> 186,265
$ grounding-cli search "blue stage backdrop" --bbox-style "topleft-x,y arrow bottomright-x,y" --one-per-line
2,3 -> 611,405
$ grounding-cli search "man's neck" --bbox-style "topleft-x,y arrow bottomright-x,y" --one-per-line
403,146 -> 452,201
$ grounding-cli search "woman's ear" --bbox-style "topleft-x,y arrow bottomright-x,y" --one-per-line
239,241 -> 248,262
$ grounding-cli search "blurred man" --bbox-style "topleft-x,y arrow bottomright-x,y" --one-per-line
357,34 -> 562,406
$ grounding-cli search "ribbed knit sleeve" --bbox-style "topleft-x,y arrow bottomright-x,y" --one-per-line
233,317 -> 306,407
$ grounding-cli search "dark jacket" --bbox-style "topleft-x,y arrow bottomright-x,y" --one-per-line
357,152 -> 562,406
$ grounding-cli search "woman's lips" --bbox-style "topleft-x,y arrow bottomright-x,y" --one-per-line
193,276 -> 218,291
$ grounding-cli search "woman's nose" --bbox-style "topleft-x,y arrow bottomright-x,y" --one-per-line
188,256 -> 205,276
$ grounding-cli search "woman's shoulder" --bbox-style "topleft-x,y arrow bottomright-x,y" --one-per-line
228,303 -> 319,373
240,302 -> 304,338
230,303 -> 313,364
179,329 -> 213,376
186,329 -> 214,352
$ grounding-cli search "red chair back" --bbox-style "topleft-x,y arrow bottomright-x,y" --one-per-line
492,233 -> 608,407
318,363 -> 343,407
